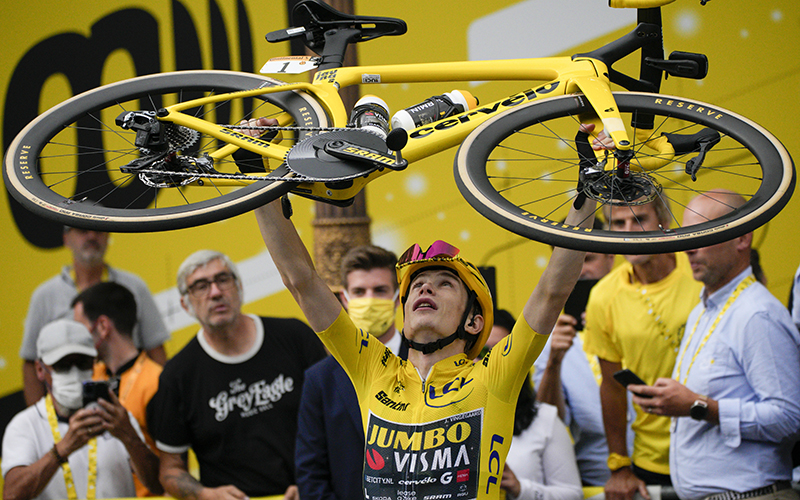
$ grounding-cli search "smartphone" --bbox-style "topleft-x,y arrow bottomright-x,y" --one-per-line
563,279 -> 598,331
82,380 -> 111,407
612,369 -> 653,398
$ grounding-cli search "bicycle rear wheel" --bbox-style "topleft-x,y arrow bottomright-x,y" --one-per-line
3,70 -> 327,232
455,92 -> 795,254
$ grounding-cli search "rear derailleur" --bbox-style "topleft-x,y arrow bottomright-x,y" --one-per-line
116,110 -> 210,188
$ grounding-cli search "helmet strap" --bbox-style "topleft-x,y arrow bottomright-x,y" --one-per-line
401,290 -> 479,356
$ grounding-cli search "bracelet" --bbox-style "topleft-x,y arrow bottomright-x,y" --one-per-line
607,452 -> 631,471
51,444 -> 68,464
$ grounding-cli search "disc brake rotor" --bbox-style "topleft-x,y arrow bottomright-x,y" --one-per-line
583,172 -> 662,206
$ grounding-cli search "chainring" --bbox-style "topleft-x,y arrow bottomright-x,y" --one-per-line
285,129 -> 389,181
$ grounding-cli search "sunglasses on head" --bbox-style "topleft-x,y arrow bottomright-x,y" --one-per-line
399,241 -> 460,265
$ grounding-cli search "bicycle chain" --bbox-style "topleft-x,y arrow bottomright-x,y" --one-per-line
227,124 -> 353,134
135,166 -> 316,183
137,125 -> 386,184
135,125 -> 381,184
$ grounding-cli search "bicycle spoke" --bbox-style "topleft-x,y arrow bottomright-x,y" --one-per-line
456,91 -> 787,254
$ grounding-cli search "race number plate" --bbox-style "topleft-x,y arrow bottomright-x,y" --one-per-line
260,56 -> 319,74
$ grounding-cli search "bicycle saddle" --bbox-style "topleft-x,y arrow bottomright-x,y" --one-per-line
267,0 -> 407,53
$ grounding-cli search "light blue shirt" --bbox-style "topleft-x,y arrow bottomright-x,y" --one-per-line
792,263 -> 800,330
670,268 -> 800,499
533,333 -> 635,486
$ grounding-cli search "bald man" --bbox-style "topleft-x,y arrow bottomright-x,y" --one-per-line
629,189 -> 800,500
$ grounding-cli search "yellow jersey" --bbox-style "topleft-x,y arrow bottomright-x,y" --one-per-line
318,308 -> 548,500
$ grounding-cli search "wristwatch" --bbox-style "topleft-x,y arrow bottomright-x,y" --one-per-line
689,395 -> 709,420
607,452 -> 632,471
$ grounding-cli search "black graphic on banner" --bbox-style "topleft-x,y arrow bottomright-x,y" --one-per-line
363,409 -> 482,500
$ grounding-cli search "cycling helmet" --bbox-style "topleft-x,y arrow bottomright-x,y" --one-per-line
397,240 -> 494,359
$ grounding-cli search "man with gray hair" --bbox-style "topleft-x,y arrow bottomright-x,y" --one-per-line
146,250 -> 325,500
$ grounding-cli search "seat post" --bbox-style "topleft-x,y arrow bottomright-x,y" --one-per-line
637,8 -> 665,94
317,28 -> 361,70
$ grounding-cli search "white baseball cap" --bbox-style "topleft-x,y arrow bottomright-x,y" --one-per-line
37,319 -> 97,366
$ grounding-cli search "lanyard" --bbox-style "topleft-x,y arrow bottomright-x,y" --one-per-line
45,395 -> 98,500
675,275 -> 756,385
633,281 -> 683,351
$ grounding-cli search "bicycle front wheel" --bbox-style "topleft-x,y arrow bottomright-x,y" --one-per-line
455,92 -> 794,254
4,70 -> 328,232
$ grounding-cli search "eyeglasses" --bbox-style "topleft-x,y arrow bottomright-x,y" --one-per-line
398,241 -> 460,265
50,356 -> 95,373
185,272 -> 237,298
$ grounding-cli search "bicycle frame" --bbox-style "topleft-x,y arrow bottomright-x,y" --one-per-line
159,55 -> 627,202
156,7 -> 686,205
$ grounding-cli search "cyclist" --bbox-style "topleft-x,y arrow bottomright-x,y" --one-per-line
254,155 -> 597,499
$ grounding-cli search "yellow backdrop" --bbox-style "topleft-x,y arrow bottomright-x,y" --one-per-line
1,0 -> 798,444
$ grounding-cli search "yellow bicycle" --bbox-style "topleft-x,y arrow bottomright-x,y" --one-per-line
3,0 -> 794,253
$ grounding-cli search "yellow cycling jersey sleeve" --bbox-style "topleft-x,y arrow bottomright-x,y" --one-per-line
317,309 -> 549,500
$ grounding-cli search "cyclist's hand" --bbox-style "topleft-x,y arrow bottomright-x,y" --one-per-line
235,118 -> 279,173
605,466 -> 649,500
580,123 -> 615,150
238,117 -> 278,138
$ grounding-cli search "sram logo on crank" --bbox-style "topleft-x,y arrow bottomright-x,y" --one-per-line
286,129 -> 399,181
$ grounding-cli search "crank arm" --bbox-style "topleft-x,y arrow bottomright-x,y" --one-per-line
322,140 -> 407,171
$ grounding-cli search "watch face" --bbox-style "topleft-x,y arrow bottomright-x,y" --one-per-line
690,400 -> 708,420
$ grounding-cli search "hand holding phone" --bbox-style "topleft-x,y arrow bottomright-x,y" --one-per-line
612,369 -> 653,398
82,380 -> 111,407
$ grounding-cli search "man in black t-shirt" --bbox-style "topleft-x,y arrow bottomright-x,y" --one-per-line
147,250 -> 325,500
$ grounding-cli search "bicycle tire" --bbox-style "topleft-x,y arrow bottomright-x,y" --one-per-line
3,70 -> 328,232
454,92 -> 795,254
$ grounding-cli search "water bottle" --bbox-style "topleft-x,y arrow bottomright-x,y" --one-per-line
391,90 -> 478,132
349,95 -> 391,140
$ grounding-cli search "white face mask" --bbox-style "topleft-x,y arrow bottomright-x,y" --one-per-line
50,366 -> 93,410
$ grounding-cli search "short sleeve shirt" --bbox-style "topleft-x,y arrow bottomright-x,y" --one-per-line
582,253 -> 701,473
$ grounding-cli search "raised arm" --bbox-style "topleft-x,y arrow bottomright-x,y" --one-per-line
254,200 -> 342,332
521,200 -> 595,336
521,123 -> 606,335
